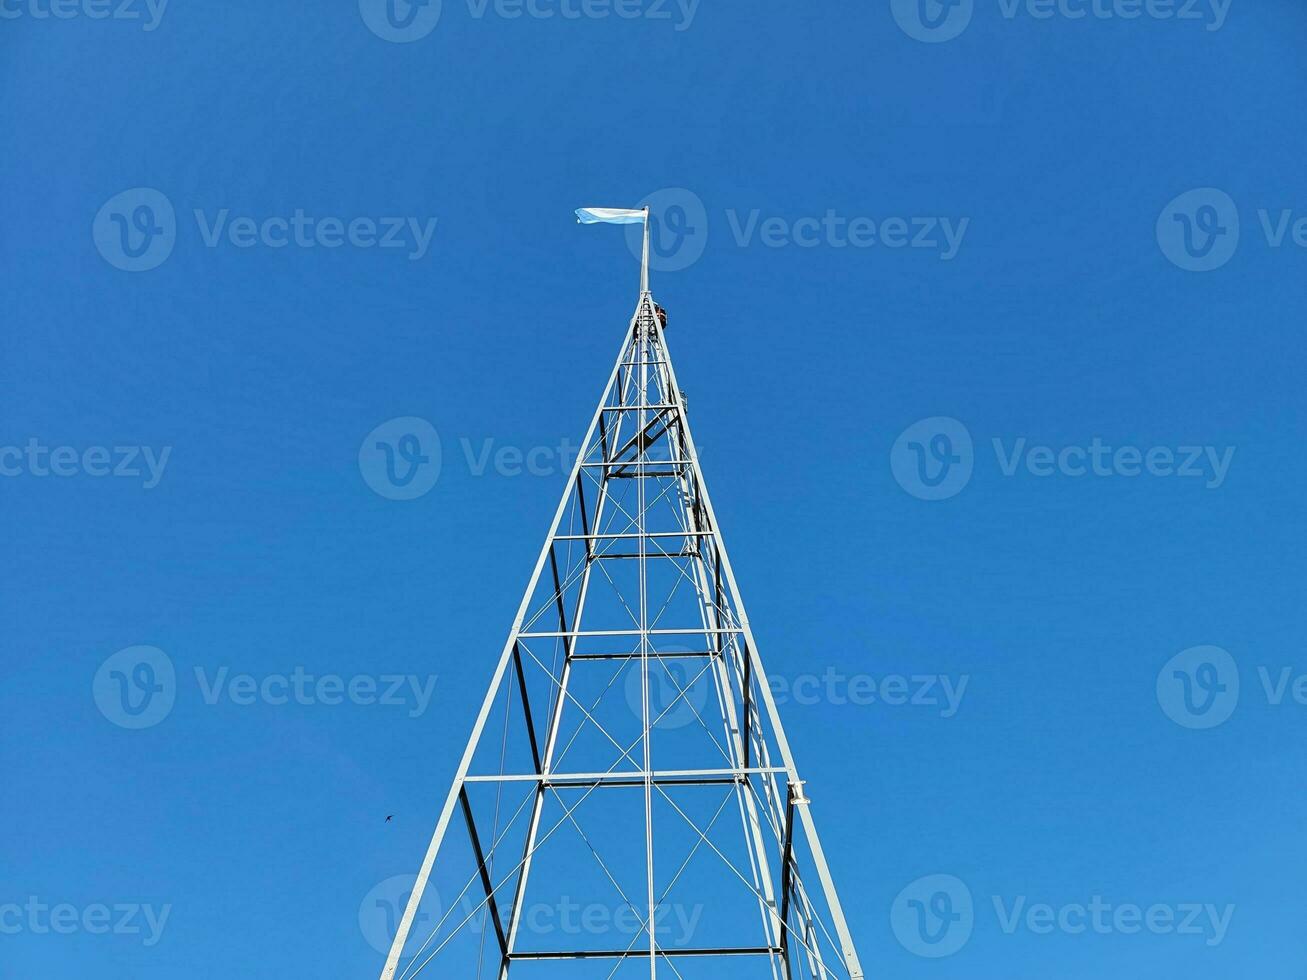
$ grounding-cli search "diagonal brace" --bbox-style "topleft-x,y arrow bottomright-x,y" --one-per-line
459,787 -> 509,962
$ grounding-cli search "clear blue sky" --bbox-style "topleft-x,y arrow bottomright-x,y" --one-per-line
3,1 -> 1306,978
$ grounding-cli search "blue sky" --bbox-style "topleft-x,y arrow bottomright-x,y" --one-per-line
3,1 -> 1307,978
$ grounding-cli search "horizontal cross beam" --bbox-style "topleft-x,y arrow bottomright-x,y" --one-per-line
581,460 -> 692,468
508,946 -> 783,960
569,650 -> 715,661
464,767 -> 787,785
553,531 -> 711,540
519,628 -> 742,639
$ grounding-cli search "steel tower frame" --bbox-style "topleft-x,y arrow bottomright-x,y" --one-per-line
378,219 -> 864,980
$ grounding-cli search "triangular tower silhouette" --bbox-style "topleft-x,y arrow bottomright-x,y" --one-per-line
378,212 -> 864,980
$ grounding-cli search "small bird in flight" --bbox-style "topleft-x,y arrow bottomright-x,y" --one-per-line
385,815 -> 394,823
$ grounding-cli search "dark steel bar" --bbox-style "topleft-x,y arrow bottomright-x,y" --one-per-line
605,470 -> 685,480
597,405 -> 612,465
608,408 -> 675,466
547,546 -> 569,635
575,472 -> 592,552
778,785 -> 798,977
581,461 -> 692,468
512,643 -> 542,773
570,650 -> 715,661
459,787 -> 509,959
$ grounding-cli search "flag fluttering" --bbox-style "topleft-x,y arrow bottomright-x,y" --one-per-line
575,207 -> 647,225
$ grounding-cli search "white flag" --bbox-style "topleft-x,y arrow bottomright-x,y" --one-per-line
575,207 -> 647,225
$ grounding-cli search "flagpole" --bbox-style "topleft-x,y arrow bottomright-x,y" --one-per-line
575,206 -> 652,296
640,206 -> 651,295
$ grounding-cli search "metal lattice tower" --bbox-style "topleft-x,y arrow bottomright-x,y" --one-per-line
378,215 -> 864,980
